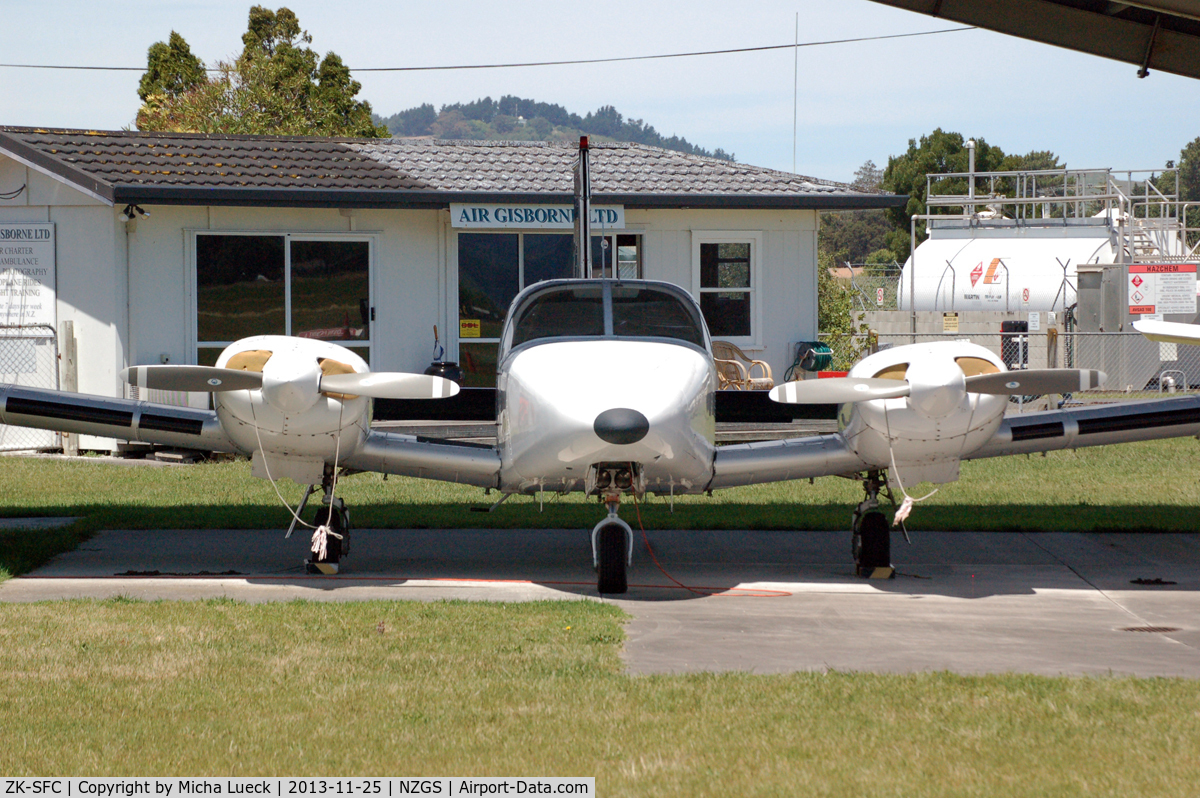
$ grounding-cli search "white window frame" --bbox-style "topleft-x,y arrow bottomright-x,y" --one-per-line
186,230 -> 377,364
691,230 -> 762,348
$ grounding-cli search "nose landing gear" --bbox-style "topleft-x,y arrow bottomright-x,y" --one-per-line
852,471 -> 894,579
295,465 -> 351,575
588,463 -> 641,594
592,499 -> 633,594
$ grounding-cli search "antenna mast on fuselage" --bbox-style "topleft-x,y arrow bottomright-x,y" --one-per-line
573,136 -> 591,279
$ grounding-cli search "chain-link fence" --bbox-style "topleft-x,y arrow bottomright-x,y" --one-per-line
829,330 -> 1196,412
0,325 -> 60,451
835,265 -> 903,312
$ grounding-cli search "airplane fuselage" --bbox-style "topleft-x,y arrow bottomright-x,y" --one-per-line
498,338 -> 716,494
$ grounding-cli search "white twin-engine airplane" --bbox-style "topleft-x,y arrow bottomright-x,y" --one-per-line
3,278 -> 1200,592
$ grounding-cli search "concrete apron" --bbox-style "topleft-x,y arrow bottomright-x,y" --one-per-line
3,527 -> 1198,677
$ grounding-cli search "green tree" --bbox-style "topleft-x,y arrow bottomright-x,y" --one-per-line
1176,137 -> 1200,244
138,32 -> 207,102
880,130 -> 1065,261
136,6 -> 387,138
817,249 -> 870,370
818,160 -> 896,269
851,159 -> 884,192
881,129 -> 1007,261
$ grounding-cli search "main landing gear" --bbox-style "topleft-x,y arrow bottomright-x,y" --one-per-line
290,465 -> 351,575
851,471 -> 894,580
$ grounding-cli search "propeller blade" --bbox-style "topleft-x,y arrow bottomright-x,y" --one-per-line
770,378 -> 911,404
1133,319 -> 1200,346
965,369 -> 1105,395
122,365 -> 264,392
320,372 -> 460,399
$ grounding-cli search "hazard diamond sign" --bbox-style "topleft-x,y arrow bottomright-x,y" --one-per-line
1129,263 -> 1198,316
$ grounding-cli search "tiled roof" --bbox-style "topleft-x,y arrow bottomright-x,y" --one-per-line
0,126 -> 904,210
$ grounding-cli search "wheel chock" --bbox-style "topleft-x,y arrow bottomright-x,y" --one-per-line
857,564 -> 895,579
305,560 -> 339,575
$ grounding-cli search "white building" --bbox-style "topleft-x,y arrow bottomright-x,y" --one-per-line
0,127 -> 902,449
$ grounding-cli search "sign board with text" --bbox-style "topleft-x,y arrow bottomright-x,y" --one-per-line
1129,263 -> 1197,316
451,204 -> 624,230
0,223 -> 55,327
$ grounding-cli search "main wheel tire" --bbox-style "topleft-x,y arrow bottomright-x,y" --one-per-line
312,504 -> 348,564
855,510 -> 890,570
596,522 -> 628,594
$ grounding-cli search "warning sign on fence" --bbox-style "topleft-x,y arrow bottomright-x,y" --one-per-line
1128,263 -> 1197,316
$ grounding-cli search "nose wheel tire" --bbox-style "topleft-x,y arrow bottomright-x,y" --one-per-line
596,522 -> 628,594
306,500 -> 349,575
853,510 -> 892,578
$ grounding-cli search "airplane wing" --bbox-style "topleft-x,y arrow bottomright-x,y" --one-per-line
0,381 -> 502,487
341,431 -> 499,487
709,395 -> 1200,490
1132,319 -> 1200,346
968,395 -> 1200,459
0,384 -> 238,452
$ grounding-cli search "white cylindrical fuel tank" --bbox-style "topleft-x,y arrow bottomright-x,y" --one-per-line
898,230 -> 1116,312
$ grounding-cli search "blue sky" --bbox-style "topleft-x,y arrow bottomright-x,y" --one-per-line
2,0 -> 1196,182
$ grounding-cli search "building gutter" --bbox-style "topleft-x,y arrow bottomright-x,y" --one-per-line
109,185 -> 907,211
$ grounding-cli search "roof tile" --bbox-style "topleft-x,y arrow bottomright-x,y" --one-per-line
0,126 -> 898,207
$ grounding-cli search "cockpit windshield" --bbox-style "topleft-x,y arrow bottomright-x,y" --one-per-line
511,286 -> 605,347
610,286 -> 705,347
505,280 -> 708,352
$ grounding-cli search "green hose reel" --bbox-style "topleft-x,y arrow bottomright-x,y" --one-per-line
796,342 -> 833,372
784,342 -> 833,381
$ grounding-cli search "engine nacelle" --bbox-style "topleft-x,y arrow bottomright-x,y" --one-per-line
213,335 -> 371,465
839,341 -> 1008,482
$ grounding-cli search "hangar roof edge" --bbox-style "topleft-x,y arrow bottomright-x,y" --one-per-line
0,126 -> 905,211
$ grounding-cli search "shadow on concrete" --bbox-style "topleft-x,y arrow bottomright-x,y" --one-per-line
10,526 -> 1199,603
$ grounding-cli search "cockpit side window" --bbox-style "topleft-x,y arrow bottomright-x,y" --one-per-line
510,287 -> 605,348
610,286 -> 706,347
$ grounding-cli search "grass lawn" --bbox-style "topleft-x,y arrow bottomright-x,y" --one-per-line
2,437 -> 1199,580
2,442 -> 1199,793
2,598 -> 1199,797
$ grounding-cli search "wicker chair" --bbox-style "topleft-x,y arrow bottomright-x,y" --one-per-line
711,341 -> 774,390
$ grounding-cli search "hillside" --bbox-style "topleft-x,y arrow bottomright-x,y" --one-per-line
374,95 -> 735,161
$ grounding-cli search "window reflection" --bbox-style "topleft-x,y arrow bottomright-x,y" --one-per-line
459,342 -> 499,388
458,233 -> 519,339
701,293 -> 751,337
524,234 -> 573,285
290,240 -> 370,341
699,242 -> 752,338
196,235 -> 285,342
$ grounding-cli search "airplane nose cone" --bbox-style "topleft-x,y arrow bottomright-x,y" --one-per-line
594,407 -> 650,445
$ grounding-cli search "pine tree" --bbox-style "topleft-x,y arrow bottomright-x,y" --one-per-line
136,6 -> 387,138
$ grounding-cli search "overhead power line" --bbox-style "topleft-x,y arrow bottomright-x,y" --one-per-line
0,27 -> 974,74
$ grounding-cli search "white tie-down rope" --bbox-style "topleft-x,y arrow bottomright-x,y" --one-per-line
248,391 -> 347,558
882,404 -> 937,526
888,445 -> 938,526
311,400 -> 346,558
